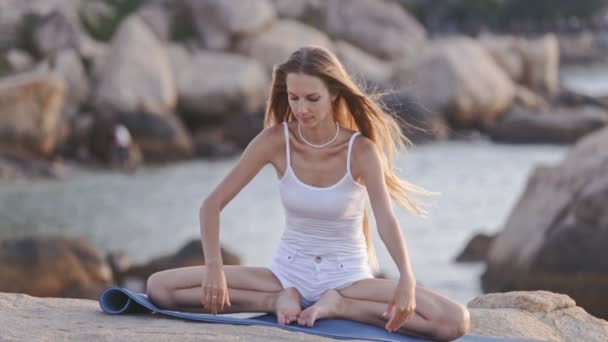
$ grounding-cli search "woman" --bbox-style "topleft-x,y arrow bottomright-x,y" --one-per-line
146,46 -> 470,341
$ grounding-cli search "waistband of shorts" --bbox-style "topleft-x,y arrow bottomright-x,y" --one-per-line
276,241 -> 369,262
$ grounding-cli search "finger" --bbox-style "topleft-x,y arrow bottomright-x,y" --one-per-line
211,289 -> 219,314
218,290 -> 225,312
383,302 -> 395,318
203,286 -> 211,308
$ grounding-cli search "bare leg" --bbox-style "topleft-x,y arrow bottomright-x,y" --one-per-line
297,278 -> 470,341
146,265 -> 299,319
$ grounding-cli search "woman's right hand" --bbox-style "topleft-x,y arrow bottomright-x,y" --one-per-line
201,264 -> 231,314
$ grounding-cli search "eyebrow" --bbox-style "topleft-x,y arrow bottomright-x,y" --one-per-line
287,92 -> 320,97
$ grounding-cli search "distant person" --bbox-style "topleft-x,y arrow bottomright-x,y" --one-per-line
111,123 -> 133,171
146,46 -> 470,341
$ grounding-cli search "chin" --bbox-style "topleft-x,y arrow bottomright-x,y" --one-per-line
298,117 -> 317,126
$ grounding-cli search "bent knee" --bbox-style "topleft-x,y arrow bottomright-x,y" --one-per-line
146,272 -> 172,307
434,304 -> 470,341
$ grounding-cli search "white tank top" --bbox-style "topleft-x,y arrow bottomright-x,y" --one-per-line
278,121 -> 368,256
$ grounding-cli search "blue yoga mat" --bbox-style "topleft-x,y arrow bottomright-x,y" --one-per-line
99,287 -> 541,342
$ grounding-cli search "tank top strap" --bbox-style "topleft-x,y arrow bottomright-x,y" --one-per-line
283,122 -> 291,168
347,132 -> 361,176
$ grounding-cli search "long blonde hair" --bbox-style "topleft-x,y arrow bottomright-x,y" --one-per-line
264,46 -> 431,269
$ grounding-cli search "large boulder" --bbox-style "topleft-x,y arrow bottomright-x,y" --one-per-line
321,0 -> 426,61
183,0 -> 276,50
486,105 -> 608,144
482,127 -> 608,319
271,0 -> 324,20
37,48 -> 90,119
236,19 -> 333,71
0,0 -> 81,51
93,15 -> 192,161
0,236 -> 113,299
468,291 -> 608,342
94,14 -> 176,117
480,34 -> 560,98
168,46 -> 268,126
0,71 -> 66,157
393,37 -> 516,129
334,40 -> 393,89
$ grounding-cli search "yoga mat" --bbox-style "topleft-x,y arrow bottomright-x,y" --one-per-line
99,287 -> 542,342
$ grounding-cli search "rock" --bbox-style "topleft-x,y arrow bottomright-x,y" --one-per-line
334,40 -> 393,89
184,0 -> 276,50
0,0 -> 82,51
0,236 -> 113,299
5,49 -> 34,73
168,46 -> 268,126
0,153 -> 67,181
89,114 -> 191,164
521,35 -> 560,99
220,113 -> 265,149
0,71 -> 66,158
1,289 -> 606,341
113,239 -> 241,290
271,0 -> 324,20
38,48 -> 90,119
236,19 -> 333,71
486,105 -> 608,144
559,32 -> 608,64
30,10 -> 80,58
0,292 -> 331,341
322,0 -> 426,60
468,291 -> 608,342
479,35 -> 526,85
482,127 -> 608,319
379,92 -> 450,143
455,233 -> 495,263
94,14 -> 176,117
480,34 -> 560,98
192,128 -> 240,159
393,37 -> 516,129
136,2 -> 171,41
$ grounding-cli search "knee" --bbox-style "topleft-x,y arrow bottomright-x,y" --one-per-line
434,304 -> 470,341
146,272 -> 171,307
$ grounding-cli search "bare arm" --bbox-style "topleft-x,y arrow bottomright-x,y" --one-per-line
199,125 -> 280,267
198,125 -> 280,314
356,137 -> 416,331
356,138 -> 415,281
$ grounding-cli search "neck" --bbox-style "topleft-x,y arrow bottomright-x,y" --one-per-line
299,119 -> 338,145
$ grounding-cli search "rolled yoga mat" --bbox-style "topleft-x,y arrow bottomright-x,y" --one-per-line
99,287 -> 543,342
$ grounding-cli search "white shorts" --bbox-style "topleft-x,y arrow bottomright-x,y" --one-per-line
268,242 -> 374,305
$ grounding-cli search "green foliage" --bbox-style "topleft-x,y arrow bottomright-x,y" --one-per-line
79,0 -> 146,41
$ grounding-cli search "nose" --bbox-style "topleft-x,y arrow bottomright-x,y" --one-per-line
295,101 -> 308,115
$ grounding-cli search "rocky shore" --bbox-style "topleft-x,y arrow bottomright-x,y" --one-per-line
454,126 -> 608,322
1,0 -> 607,181
0,290 -> 606,341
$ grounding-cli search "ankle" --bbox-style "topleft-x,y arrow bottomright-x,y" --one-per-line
265,292 -> 280,311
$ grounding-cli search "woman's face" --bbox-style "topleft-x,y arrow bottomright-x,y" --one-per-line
286,73 -> 336,127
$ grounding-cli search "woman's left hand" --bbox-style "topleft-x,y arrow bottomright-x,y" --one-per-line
384,276 -> 416,332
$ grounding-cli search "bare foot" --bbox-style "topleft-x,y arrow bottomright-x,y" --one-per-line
275,287 -> 301,325
297,289 -> 345,327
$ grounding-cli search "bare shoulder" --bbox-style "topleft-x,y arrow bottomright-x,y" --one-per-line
351,134 -> 378,161
351,134 -> 381,184
247,123 -> 284,158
